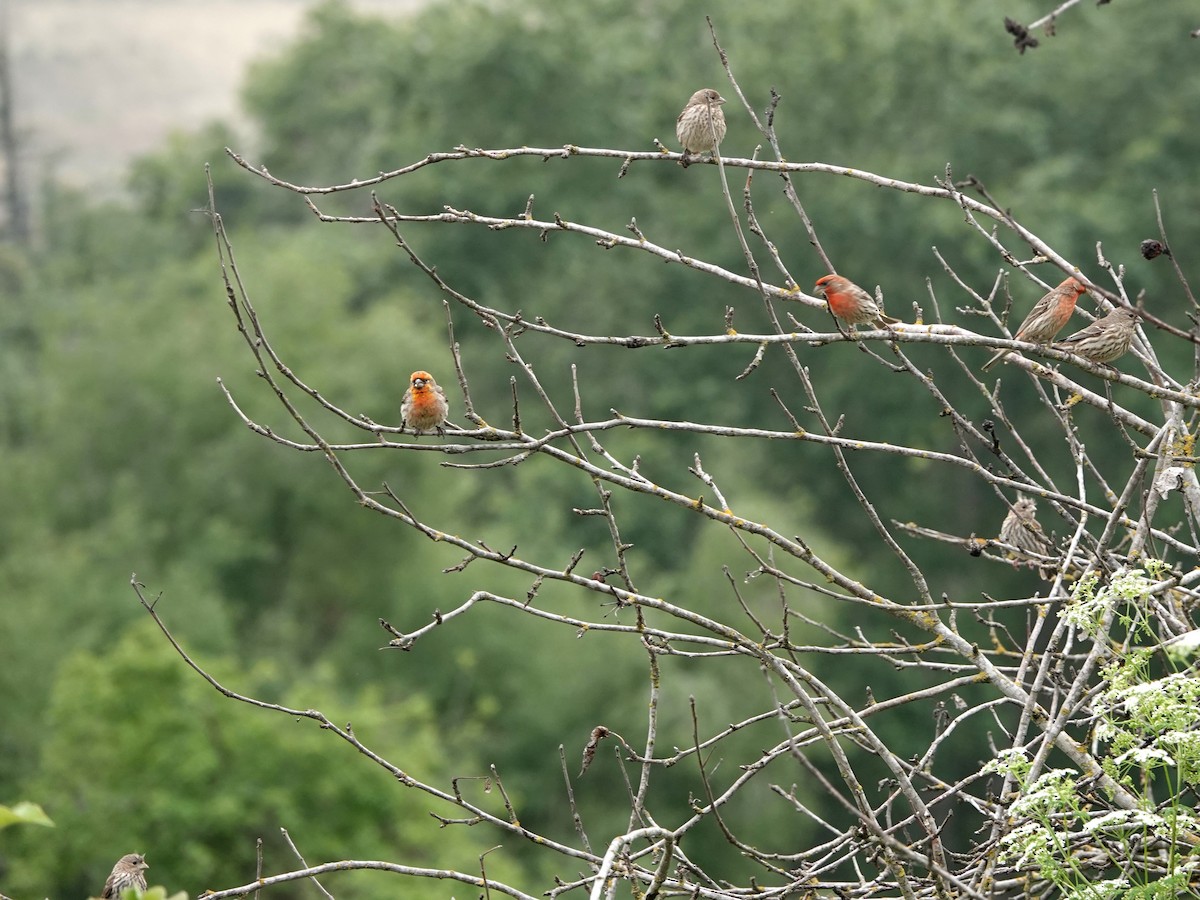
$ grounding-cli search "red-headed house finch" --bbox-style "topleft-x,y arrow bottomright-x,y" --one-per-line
999,496 -> 1055,578
101,853 -> 149,899
1053,307 -> 1141,365
400,370 -> 449,435
813,274 -> 900,329
981,276 -> 1088,371
676,88 -> 727,159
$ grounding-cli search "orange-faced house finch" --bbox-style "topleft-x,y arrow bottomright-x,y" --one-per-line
1053,307 -> 1140,365
1000,496 -> 1055,578
813,274 -> 899,329
101,853 -> 148,899
400,370 -> 449,435
676,88 -> 727,159
981,276 -> 1088,371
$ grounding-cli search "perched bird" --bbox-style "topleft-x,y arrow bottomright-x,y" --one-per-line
1053,307 -> 1140,365
400,370 -> 449,435
676,88 -> 727,159
814,274 -> 899,329
1000,496 -> 1055,578
981,276 -> 1088,371
101,853 -> 149,899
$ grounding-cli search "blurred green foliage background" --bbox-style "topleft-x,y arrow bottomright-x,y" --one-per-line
2,0 -> 1198,895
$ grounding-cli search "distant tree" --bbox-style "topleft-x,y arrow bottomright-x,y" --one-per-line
0,0 -> 29,244
4,619 -> 514,900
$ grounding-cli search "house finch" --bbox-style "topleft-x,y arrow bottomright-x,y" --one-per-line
676,88 -> 727,158
400,370 -> 449,435
101,853 -> 148,899
981,276 -> 1087,371
1000,496 -> 1055,578
813,274 -> 899,329
1053,307 -> 1140,364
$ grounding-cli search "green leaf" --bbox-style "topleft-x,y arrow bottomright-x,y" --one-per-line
0,801 -> 55,830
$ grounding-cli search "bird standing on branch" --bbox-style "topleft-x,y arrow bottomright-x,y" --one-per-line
400,370 -> 449,435
982,276 -> 1088,371
814,274 -> 899,330
1000,496 -> 1055,579
676,88 -> 727,163
1054,307 -> 1141,365
101,853 -> 149,899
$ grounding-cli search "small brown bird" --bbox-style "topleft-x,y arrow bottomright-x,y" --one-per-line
813,274 -> 899,329
101,853 -> 149,899
1053,307 -> 1140,365
981,276 -> 1087,371
676,88 -> 727,159
1000,496 -> 1055,578
400,370 -> 449,435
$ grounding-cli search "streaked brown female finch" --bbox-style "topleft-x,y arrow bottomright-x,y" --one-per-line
1053,306 -> 1140,364
981,276 -> 1088,371
813,274 -> 899,329
1000,496 -> 1055,578
101,853 -> 148,898
400,370 -> 449,435
676,88 -> 727,160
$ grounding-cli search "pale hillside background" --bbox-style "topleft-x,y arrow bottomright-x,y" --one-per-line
6,0 -> 422,193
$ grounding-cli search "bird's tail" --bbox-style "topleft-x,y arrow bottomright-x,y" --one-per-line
981,348 -> 1010,372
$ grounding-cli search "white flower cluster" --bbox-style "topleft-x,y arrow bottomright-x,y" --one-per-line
1062,566 -> 1155,636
